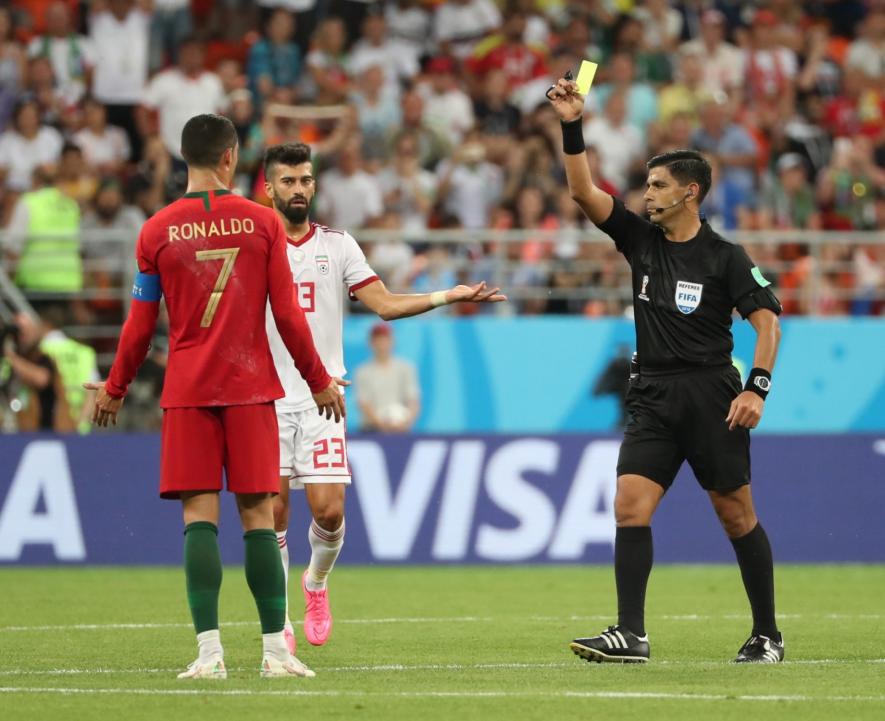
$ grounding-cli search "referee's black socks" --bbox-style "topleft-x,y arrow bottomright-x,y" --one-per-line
615,526 -> 653,637
730,523 -> 779,640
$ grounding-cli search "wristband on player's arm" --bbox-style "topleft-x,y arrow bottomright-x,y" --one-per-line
560,118 -> 585,155
744,368 -> 772,400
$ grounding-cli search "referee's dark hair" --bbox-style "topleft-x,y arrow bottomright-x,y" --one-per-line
647,149 -> 712,203
264,143 -> 313,176
180,114 -> 238,168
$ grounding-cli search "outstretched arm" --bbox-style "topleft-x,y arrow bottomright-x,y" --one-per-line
726,309 -> 781,431
354,278 -> 506,321
546,76 -> 614,225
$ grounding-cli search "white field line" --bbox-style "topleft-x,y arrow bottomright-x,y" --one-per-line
1,658 -> 884,678
0,612 -> 880,633
1,686 -> 885,703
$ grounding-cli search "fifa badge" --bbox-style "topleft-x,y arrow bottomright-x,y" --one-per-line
675,280 -> 703,314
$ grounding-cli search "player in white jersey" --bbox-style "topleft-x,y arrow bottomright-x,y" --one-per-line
263,143 -> 506,653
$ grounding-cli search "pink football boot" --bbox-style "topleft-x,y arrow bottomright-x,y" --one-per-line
302,569 -> 333,646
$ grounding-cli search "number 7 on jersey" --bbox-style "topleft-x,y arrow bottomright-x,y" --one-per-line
196,247 -> 240,327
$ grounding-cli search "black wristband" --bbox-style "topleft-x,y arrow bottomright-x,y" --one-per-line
561,118 -> 585,155
744,368 -> 772,400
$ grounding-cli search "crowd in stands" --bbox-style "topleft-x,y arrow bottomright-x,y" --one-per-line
0,0 -> 883,327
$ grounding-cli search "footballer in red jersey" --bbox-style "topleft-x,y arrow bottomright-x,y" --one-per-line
87,114 -> 344,679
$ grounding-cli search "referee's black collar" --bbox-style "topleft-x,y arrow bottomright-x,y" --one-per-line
662,218 -> 711,249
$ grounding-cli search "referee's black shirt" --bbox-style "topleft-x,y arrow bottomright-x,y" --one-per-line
598,198 -> 773,372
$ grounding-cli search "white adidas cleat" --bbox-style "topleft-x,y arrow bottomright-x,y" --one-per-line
260,654 -> 316,678
177,657 -> 227,679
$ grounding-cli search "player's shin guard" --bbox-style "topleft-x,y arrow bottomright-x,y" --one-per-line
183,522 -> 223,634
730,523 -> 779,639
306,518 -> 345,591
615,526 -> 653,637
244,529 -> 287,634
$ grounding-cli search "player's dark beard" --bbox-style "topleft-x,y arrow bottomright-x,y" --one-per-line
274,193 -> 309,224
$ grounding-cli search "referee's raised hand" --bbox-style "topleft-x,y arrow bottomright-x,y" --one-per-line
546,76 -> 585,123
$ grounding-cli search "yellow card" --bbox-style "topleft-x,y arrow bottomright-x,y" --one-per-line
575,60 -> 598,95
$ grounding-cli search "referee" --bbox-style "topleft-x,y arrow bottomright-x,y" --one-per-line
547,76 -> 785,664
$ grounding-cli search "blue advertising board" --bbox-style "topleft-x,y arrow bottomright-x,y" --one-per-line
1,434 -> 883,565
340,317 -> 885,433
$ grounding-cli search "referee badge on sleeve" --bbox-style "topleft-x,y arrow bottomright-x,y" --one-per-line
675,280 -> 703,314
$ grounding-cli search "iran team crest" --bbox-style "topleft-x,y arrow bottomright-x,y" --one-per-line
675,281 -> 703,314
316,255 -> 330,275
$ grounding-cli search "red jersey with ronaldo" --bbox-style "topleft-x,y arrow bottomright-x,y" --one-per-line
105,189 -> 332,499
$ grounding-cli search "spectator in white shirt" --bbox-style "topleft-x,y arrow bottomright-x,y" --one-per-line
418,55 -> 475,145
73,97 -> 131,175
845,7 -> 884,82
436,131 -> 503,229
27,1 -> 94,106
316,136 -> 384,229
367,210 -> 415,291
139,38 -> 228,161
582,90 -> 644,193
355,322 -> 420,433
385,0 -> 431,62
90,0 -> 150,161
0,99 -> 63,194
377,131 -> 437,233
350,64 -> 402,157
678,9 -> 745,97
515,0 -> 551,47
347,12 -> 418,96
633,0 -> 683,52
434,0 -> 502,60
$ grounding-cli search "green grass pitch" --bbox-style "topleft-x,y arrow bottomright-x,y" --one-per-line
0,565 -> 883,720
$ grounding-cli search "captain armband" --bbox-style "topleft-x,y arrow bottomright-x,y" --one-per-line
132,271 -> 163,302
735,287 -> 782,319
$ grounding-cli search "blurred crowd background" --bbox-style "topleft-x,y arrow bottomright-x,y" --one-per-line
0,0 -> 883,431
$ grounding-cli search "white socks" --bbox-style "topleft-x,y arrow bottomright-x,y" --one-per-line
307,519 -> 345,591
263,631 -> 289,662
276,530 -> 291,629
197,629 -> 223,663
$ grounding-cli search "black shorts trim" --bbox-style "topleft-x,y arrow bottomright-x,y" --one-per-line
615,464 -> 682,492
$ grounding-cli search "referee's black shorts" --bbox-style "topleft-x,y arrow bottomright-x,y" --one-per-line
616,364 -> 750,492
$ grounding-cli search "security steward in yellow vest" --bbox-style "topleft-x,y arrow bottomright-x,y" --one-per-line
7,170 -> 82,293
